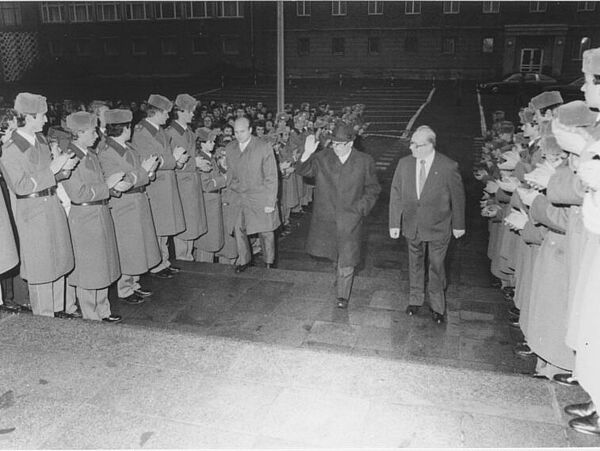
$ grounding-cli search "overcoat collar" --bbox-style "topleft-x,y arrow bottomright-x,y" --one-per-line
140,119 -> 159,137
68,142 -> 87,160
11,130 -> 32,152
170,121 -> 186,135
105,137 -> 128,157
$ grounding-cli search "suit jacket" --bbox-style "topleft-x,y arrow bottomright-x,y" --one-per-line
389,151 -> 465,241
225,136 -> 281,235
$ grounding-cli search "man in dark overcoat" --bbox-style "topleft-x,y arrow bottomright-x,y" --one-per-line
296,121 -> 381,309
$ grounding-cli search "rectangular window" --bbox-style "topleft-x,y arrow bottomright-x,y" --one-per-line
332,37 -> 345,55
297,38 -> 310,56
70,3 -> 93,22
573,37 -> 592,60
482,37 -> 494,53
132,38 -> 149,55
405,35 -> 418,52
97,2 -> 120,21
75,39 -> 92,56
222,36 -> 240,54
216,1 -> 242,17
189,1 -> 209,18
482,1 -> 500,13
126,2 -> 149,20
192,35 -> 208,54
49,40 -> 63,56
368,1 -> 383,15
161,37 -> 178,55
297,1 -> 311,16
442,37 -> 455,54
529,1 -> 547,12
443,1 -> 459,14
156,2 -> 179,19
405,1 -> 421,15
332,1 -> 347,16
577,1 -> 596,11
103,37 -> 120,56
0,3 -> 22,26
41,2 -> 65,23
368,36 -> 381,54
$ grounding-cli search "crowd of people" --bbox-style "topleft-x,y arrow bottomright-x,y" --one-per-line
476,47 -> 600,435
0,91 -> 369,323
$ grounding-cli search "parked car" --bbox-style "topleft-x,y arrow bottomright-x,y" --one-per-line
478,72 -> 558,95
543,76 -> 585,102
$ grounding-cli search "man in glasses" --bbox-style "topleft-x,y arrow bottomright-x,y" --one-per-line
389,125 -> 465,324
297,121 -> 381,309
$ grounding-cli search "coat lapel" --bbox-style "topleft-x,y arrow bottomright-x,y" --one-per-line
408,157 -> 417,200
420,153 -> 441,198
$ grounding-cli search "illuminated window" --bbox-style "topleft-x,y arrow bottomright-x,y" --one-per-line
41,2 -> 65,23
189,2 -> 210,18
368,1 -> 383,15
405,1 -> 421,15
332,1 -> 347,16
443,1 -> 459,14
297,1 -> 311,16
483,37 -> 494,53
0,2 -> 22,26
97,2 -> 120,21
482,1 -> 500,13
529,1 -> 547,12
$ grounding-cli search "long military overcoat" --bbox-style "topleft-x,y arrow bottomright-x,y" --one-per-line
225,136 -> 281,235
0,179 -> 18,274
132,119 -> 185,237
61,143 -> 120,289
0,131 -> 73,283
296,147 -> 381,268
195,149 -> 227,253
166,121 -> 207,241
98,137 -> 160,275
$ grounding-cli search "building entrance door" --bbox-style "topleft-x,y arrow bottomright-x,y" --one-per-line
520,48 -> 543,72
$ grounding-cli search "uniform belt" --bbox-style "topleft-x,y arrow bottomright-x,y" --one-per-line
71,199 -> 109,207
125,186 -> 146,194
16,187 -> 56,199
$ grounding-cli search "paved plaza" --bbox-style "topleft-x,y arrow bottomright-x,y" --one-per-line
1,82 -> 599,448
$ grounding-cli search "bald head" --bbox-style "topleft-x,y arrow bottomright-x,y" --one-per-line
234,116 -> 252,144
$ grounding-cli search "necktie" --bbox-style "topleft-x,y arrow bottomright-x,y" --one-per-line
418,159 -> 426,196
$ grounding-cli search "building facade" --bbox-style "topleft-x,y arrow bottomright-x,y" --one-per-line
0,1 -> 598,83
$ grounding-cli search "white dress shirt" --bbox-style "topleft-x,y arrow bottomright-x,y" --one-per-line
415,151 -> 435,199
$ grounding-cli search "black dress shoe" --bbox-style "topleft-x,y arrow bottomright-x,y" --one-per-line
102,314 -> 123,324
336,297 -> 349,309
134,288 -> 153,298
553,373 -> 579,386
569,412 -> 600,436
0,303 -> 21,313
167,266 -> 181,274
406,305 -> 420,316
509,318 -> 520,328
234,263 -> 250,273
565,401 -> 596,417
151,268 -> 174,279
119,294 -> 145,305
431,312 -> 444,324
514,343 -> 533,356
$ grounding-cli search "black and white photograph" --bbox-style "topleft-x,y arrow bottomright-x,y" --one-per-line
1,0 -> 600,448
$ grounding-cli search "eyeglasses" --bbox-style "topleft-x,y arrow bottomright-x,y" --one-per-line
410,141 -> 429,148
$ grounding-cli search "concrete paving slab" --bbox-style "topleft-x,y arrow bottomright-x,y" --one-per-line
369,289 -> 404,310
0,396 -> 84,449
259,387 -> 371,447
406,326 -> 461,360
355,325 -> 396,352
461,412 -> 570,447
271,297 -> 328,320
251,435 -> 312,449
306,320 -> 359,348
459,336 -> 518,367
40,403 -> 258,449
361,402 -> 464,448
251,315 -> 311,347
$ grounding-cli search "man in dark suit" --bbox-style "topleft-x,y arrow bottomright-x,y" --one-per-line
389,125 -> 465,324
297,122 -> 381,309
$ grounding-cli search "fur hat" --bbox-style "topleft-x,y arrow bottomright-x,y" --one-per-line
530,91 -> 563,110
65,111 -> 97,133
14,92 -> 47,115
174,94 -> 198,112
147,94 -> 173,112
104,109 -> 133,125
556,100 -> 597,127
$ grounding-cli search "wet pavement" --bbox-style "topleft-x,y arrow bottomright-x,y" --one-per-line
1,82 -> 599,448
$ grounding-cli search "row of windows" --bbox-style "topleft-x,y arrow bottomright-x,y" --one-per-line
46,35 -> 241,57
295,36 -> 495,56
39,1 -> 242,23
296,35 -> 594,59
298,1 -> 596,16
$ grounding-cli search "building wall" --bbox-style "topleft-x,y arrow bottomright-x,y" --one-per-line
2,1 -> 599,83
